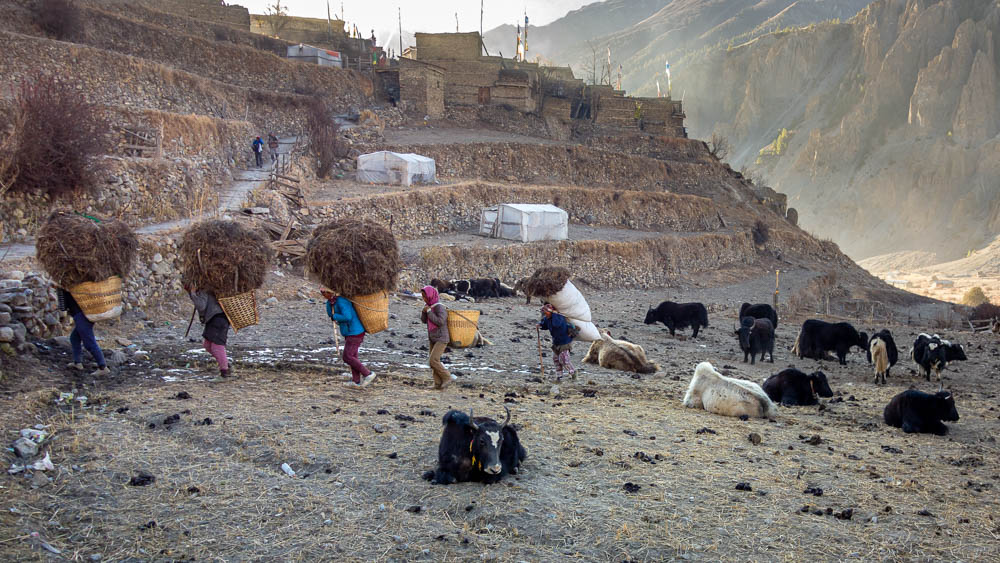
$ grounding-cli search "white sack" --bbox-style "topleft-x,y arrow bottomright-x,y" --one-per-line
547,281 -> 591,322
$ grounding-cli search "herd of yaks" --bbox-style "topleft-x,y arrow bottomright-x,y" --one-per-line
421,297 -> 972,485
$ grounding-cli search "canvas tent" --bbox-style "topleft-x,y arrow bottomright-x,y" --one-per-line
479,204 -> 568,242
357,151 -> 436,186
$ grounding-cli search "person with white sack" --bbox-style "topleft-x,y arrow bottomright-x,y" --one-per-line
538,303 -> 578,379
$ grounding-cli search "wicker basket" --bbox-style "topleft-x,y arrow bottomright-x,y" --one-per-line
349,291 -> 389,334
218,290 -> 259,333
447,309 -> 480,348
69,276 -> 123,322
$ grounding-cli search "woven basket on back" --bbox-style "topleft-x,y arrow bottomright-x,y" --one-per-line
446,309 -> 480,348
69,276 -> 123,322
218,290 -> 259,332
349,291 -> 389,334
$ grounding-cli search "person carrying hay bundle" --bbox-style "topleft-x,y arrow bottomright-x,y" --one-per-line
321,288 -> 376,388
37,210 -> 138,375
538,303 -> 578,380
421,285 -> 456,390
186,284 -> 231,379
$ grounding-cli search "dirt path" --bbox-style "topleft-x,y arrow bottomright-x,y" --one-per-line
384,126 -> 567,146
0,136 -> 297,259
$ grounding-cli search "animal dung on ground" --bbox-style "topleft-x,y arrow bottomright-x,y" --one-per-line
179,220 -> 273,295
36,210 -> 138,287
306,219 -> 400,296
128,471 -> 156,486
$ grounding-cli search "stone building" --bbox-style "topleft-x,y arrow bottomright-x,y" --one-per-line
397,58 -> 445,118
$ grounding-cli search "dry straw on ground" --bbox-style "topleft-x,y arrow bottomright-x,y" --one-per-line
36,210 -> 138,287
522,266 -> 571,297
306,219 -> 400,296
179,220 -> 273,295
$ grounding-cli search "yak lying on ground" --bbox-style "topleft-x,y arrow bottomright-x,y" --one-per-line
739,302 -> 778,329
911,333 -> 967,382
762,368 -> 833,406
682,362 -> 777,419
794,320 -> 868,365
428,278 -> 517,300
583,330 -> 659,374
644,301 -> 709,337
867,329 -> 899,384
735,317 -> 774,364
422,407 -> 526,485
883,389 -> 959,435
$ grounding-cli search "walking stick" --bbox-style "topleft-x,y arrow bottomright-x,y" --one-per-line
536,326 -> 545,377
183,307 -> 196,340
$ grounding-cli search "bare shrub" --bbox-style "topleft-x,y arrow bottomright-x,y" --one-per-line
5,74 -> 108,197
708,133 -> 730,161
33,0 -> 82,40
970,302 -> 1000,321
263,0 -> 290,37
751,220 -> 769,245
306,97 -> 347,179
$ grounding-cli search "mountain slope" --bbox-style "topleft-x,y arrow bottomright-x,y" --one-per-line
675,0 -> 1000,260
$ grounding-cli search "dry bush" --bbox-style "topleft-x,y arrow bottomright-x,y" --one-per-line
708,133 -> 730,161
306,97 -> 348,179
751,220 -> 770,245
33,0 -> 82,40
306,219 -> 400,296
961,286 -> 990,307
179,220 -> 273,295
522,267 -> 571,297
6,74 -> 108,196
36,211 -> 138,287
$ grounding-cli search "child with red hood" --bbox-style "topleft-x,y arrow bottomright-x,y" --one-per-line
420,285 -> 456,389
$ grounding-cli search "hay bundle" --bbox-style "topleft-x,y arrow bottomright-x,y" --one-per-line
522,266 -> 571,298
179,220 -> 273,295
36,210 -> 138,287
306,219 -> 400,296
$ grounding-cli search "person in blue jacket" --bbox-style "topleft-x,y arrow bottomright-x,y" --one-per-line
322,289 -> 375,388
538,302 -> 577,379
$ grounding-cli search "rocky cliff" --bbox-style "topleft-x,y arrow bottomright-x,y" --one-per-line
677,0 -> 1000,260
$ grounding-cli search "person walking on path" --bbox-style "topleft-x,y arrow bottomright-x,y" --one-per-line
267,133 -> 280,164
322,289 -> 375,388
538,303 -> 577,379
187,286 -> 232,379
420,285 -> 455,390
59,289 -> 109,376
252,136 -> 264,168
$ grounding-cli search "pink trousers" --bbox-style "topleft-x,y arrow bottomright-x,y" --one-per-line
204,339 -> 229,371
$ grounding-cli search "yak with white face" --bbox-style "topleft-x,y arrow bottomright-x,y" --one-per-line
422,407 -> 526,485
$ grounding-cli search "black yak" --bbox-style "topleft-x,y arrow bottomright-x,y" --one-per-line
735,317 -> 774,364
739,302 -> 778,329
884,390 -> 959,435
867,329 -> 899,384
793,320 -> 868,365
911,333 -> 967,382
422,407 -> 526,485
762,368 -> 832,406
644,301 -> 709,337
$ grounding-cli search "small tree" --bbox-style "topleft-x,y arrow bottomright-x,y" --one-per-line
33,0 -> 82,41
961,286 -> 990,307
709,133 -> 730,161
306,97 -> 347,179
4,74 -> 108,197
263,1 -> 290,38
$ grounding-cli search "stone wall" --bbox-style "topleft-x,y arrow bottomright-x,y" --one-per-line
141,0 -> 250,30
0,272 -> 69,354
310,183 -> 722,239
415,32 -> 482,61
399,60 -> 445,118
405,232 -> 758,290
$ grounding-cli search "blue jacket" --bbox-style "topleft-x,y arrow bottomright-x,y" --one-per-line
539,313 -> 573,346
327,297 -> 364,336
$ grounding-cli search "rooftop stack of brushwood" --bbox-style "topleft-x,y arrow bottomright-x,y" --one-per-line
306,219 -> 401,334
179,220 -> 273,332
36,211 -> 138,322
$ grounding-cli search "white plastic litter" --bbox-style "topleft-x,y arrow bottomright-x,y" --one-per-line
30,453 -> 54,472
281,463 -> 296,477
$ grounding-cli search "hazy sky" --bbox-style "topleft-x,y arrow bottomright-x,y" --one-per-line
238,1 -> 594,37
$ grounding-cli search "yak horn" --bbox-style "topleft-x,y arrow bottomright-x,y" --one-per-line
502,405 -> 511,428
468,408 -> 478,430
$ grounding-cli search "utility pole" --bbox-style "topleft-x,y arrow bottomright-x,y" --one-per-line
480,0 -> 484,44
455,12 -> 459,32
398,7 -> 403,58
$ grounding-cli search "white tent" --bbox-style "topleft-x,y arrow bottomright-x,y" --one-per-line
356,151 -> 436,186
479,203 -> 569,242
